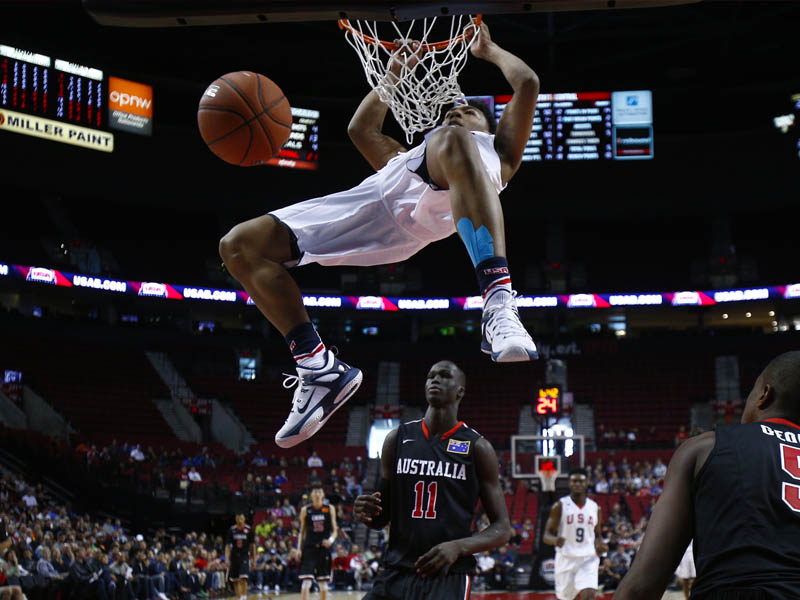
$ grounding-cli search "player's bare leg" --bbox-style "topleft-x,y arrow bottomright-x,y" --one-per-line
575,589 -> 596,600
220,215 -> 308,335
220,216 -> 362,448
426,125 -> 537,362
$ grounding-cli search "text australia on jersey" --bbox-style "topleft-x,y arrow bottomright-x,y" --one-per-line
397,458 -> 468,480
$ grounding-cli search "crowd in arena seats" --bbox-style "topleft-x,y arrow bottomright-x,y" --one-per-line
0,435 -> 528,598
579,452 -> 674,591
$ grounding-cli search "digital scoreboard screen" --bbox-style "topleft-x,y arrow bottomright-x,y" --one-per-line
265,106 -> 320,170
468,89 -> 654,162
0,44 -> 154,152
0,44 -> 105,128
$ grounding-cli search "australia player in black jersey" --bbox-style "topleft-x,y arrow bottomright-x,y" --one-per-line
614,351 -> 800,600
225,513 -> 255,600
353,360 -> 511,599
298,485 -> 338,600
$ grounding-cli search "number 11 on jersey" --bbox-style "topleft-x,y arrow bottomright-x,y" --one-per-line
412,481 -> 438,519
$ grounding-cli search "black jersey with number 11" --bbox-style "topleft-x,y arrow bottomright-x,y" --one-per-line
385,419 -> 482,573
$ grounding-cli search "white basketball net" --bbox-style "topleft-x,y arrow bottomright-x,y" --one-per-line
538,468 -> 558,493
341,15 -> 480,144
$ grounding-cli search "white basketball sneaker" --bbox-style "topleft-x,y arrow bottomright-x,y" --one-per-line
275,349 -> 363,448
481,290 -> 539,362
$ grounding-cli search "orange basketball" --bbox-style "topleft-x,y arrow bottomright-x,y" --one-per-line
197,71 -> 292,166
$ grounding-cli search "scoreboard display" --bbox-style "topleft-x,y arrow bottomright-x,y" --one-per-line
265,106 -> 320,171
0,45 -> 108,127
0,44 -> 106,128
468,89 -> 654,162
0,43 -> 155,152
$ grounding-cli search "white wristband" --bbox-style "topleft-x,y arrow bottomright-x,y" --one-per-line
327,535 -> 336,545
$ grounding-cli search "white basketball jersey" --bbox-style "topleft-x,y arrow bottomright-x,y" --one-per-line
556,495 -> 599,558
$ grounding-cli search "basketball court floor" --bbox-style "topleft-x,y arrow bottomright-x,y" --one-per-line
246,590 -> 685,599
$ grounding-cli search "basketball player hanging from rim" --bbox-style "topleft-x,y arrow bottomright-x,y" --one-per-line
542,468 -> 607,600
219,20 -> 540,448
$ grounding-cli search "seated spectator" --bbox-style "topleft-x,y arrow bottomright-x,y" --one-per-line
69,548 -> 106,600
251,451 -> 268,467
340,456 -> 354,473
331,545 -> 355,591
285,548 -> 300,591
255,519 -> 272,545
21,490 -> 37,509
348,545 -> 372,591
328,482 -> 348,506
241,474 -> 255,497
599,557 -> 623,590
653,458 -> 667,479
306,470 -> 322,490
281,498 -> 296,518
306,452 -> 323,469
188,467 -> 202,483
274,470 -> 288,487
607,503 -> 625,529
475,551 -> 495,591
343,471 -> 362,498
509,520 -> 522,546
327,469 -> 342,486
674,424 -> 689,447
594,476 -> 609,494
269,500 -> 284,520
625,428 -> 637,448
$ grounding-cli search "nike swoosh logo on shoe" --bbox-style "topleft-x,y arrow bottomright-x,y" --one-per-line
296,387 -> 324,414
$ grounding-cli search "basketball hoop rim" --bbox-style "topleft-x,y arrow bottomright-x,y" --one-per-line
338,14 -> 482,52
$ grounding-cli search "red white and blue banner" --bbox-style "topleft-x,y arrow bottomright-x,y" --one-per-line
0,260 -> 795,311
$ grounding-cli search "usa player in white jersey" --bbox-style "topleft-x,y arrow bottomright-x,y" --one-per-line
219,22 -> 540,449
543,468 -> 607,600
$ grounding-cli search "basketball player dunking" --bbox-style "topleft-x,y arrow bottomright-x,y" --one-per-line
298,485 -> 338,600
352,360 -> 511,600
614,351 -> 800,600
219,22 -> 540,448
543,468 -> 607,600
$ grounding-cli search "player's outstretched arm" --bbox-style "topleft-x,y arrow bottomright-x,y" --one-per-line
613,432 -> 715,600
541,501 -> 565,547
353,428 -> 397,529
414,438 -> 511,578
347,41 -> 424,171
469,21 -> 539,184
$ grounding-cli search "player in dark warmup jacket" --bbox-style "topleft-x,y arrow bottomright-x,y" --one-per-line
614,351 -> 800,600
353,360 -> 512,600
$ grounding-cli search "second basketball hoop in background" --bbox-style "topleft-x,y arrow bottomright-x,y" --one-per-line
197,71 -> 292,166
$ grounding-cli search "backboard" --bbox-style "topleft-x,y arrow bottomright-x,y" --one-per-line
83,0 -> 702,28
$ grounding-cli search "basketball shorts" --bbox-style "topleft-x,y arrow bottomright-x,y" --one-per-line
299,545 -> 332,581
363,568 -> 472,600
228,555 -> 249,579
554,553 -> 599,600
269,130 -> 505,268
675,550 -> 696,579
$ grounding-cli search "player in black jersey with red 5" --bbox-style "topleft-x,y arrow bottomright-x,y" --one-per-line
298,485 -> 338,600
353,360 -> 511,599
614,351 -> 800,600
225,513 -> 255,600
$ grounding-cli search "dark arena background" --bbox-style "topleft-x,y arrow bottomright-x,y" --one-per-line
1,1 -> 799,599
